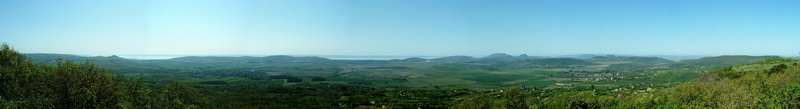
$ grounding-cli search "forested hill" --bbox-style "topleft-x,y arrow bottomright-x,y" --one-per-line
25,53 -> 131,65
588,55 -> 675,64
2,44 -> 207,108
454,58 -> 800,108
671,55 -> 781,68
654,58 -> 800,108
508,58 -> 598,68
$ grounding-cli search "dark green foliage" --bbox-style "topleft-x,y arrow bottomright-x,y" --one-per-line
160,81 -> 205,109
451,94 -> 493,109
760,84 -> 800,108
25,54 -> 144,73
49,59 -> 126,108
502,87 -> 528,109
532,91 -> 619,108
121,75 -> 157,108
0,44 -> 49,108
716,66 -> 745,79
451,87 -> 529,109
310,77 -> 326,81
270,75 -> 303,82
1,44 -> 210,108
769,64 -> 788,74
199,81 -> 227,84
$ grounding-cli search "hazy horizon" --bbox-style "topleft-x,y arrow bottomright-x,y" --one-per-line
2,0 -> 799,56
22,52 -> 796,61
14,50 -> 798,60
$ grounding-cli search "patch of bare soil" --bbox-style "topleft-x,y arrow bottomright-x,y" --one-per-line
502,79 -> 528,84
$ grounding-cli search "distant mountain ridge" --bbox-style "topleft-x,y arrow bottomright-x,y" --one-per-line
588,55 -> 676,64
22,53 -> 788,71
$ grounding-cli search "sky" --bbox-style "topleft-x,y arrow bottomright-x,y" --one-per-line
1,0 -> 799,57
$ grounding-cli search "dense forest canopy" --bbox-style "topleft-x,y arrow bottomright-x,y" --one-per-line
1,44 -> 205,108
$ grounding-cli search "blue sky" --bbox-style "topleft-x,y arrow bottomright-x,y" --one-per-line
1,0 -> 798,56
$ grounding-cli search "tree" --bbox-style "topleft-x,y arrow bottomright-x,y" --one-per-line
502,87 -> 528,109
451,94 -> 492,109
121,74 -> 157,108
0,43 -> 151,108
49,59 -> 128,108
158,81 -> 204,109
1,43 -> 54,108
761,84 -> 800,108
769,64 -> 788,75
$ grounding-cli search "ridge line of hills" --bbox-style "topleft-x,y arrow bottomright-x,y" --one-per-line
30,52 -> 779,61
22,52 -> 793,63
